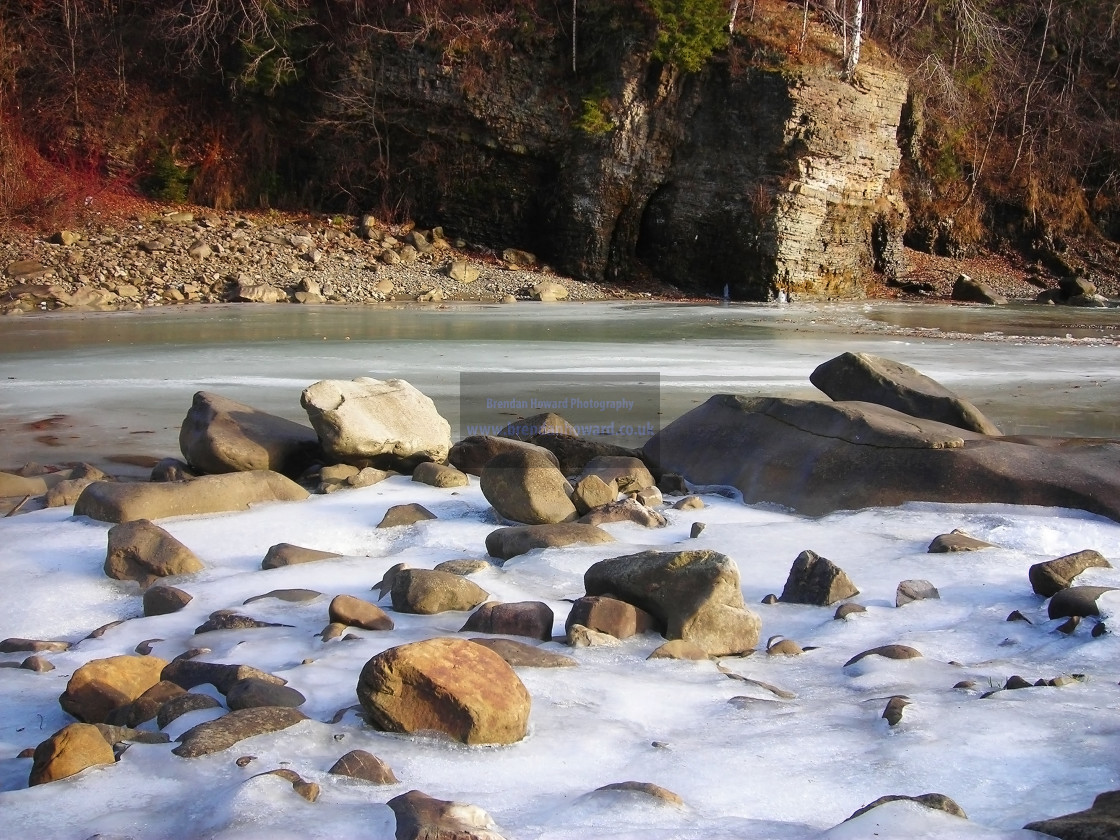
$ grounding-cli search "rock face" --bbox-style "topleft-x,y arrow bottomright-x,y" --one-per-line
644,395 -> 1120,522
810,352 -> 1001,434
75,471 -> 309,523
105,520 -> 204,588
28,723 -> 116,786
479,449 -> 578,524
357,638 -> 531,745
178,391 -> 322,478
300,377 -> 451,470
583,549 -> 761,656
60,654 -> 169,723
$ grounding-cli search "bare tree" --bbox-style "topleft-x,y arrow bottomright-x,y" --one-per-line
841,0 -> 863,80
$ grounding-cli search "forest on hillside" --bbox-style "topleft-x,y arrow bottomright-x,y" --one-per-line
1,1 -> 1118,270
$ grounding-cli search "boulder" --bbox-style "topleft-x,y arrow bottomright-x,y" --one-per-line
480,449 -> 578,524
44,477 -> 98,508
160,660 -> 285,694
847,793 -> 967,822
377,503 -> 437,528
105,520 -> 204,588
300,377 -> 451,470
1024,789 -> 1120,838
809,352 -> 1001,434
497,413 -> 580,441
388,789 -> 507,840
779,550 -> 859,606
328,749 -> 398,785
579,498 -> 666,528
564,595 -> 656,640
528,434 -> 646,476
172,707 -> 308,757
648,639 -> 710,660
460,601 -> 554,641
843,644 -> 923,667
449,435 -> 561,476
467,638 -> 577,668
643,395 -> 1120,523
104,680 -> 185,727
411,461 -> 469,488
1048,586 -> 1117,619
329,594 -> 395,630
485,523 -> 615,561
584,549 -> 761,656
225,678 -> 306,711
60,654 -> 169,723
896,579 -> 940,607
579,455 -> 657,493
952,273 -> 1007,304
143,585 -> 193,616
157,693 -> 222,729
235,281 -> 287,303
390,568 -> 489,615
530,281 -> 568,302
75,471 -> 309,523
178,391 -> 321,478
927,529 -> 997,552
357,638 -> 531,745
571,474 -> 618,514
1030,549 -> 1112,598
28,723 -> 116,786
261,542 -> 341,570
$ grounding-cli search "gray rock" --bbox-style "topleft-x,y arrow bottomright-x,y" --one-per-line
584,549 -> 761,656
105,520 -> 204,588
952,274 -> 1007,304
194,611 -> 289,634
261,543 -> 341,570
896,579 -> 940,607
157,693 -> 222,729
1048,586 -> 1118,619
810,351 -> 1001,434
927,529 -> 997,552
434,558 -> 492,575
178,391 -> 321,478
243,588 -> 322,604
300,377 -> 452,470
377,503 -> 437,528
225,678 -> 306,710
1030,550 -> 1112,598
160,660 -> 286,694
480,449 -> 578,525
528,434 -> 646,476
485,523 -> 615,561
172,707 -> 308,757
779,550 -> 859,606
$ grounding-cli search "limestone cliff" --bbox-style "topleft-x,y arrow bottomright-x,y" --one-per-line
323,37 -> 909,301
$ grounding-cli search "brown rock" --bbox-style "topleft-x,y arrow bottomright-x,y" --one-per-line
1030,549 -> 1112,598
593,781 -> 684,807
847,792 -> 967,821
60,654 -> 169,724
156,693 -> 222,729
261,543 -> 341,569
497,412 -> 579,441
647,640 -> 709,660
328,749 -> 399,785
160,659 -> 286,694
105,519 -> 204,588
411,461 -> 468,488
467,638 -> 577,668
779,550 -> 859,606
329,594 -> 395,630
844,644 -> 923,668
571,474 -> 617,514
357,637 -> 531,745
480,449 -> 578,525
460,601 -> 554,641
927,529 -> 997,552
1024,788 -> 1120,838
564,595 -> 656,640
390,568 -> 489,615
579,497 -> 666,528
28,723 -> 116,786
485,523 -> 615,561
377,503 -> 437,528
0,638 -> 70,653
449,435 -> 562,476
173,707 -> 308,757
388,789 -> 507,840
143,585 -> 193,616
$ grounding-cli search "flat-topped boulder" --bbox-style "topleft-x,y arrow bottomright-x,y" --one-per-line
810,352 -> 1001,434
300,377 -> 451,470
644,395 -> 1120,522
179,391 -> 322,477
74,471 -> 309,523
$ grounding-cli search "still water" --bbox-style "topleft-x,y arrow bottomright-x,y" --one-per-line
0,301 -> 1116,473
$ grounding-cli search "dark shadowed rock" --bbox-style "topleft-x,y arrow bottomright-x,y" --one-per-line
105,520 -> 204,588
76,471 -> 309,523
461,601 -> 554,640
810,352 -> 1001,434
160,660 -> 286,695
1,638 -> 70,653
881,695 -> 911,726
927,529 -> 997,552
157,692 -> 222,729
528,434 -> 648,477
643,395 -> 1120,523
844,644 -> 923,667
225,678 -> 306,711
172,707 -> 308,757
329,594 -> 395,630
261,543 -> 341,570
243,588 -> 322,604
143,585 -> 193,616
779,550 -> 859,606
480,449 -> 577,524
194,611 -> 290,634
28,723 -> 116,786
449,435 -> 562,477
1030,550 -> 1112,598
377,503 -> 437,528
328,749 -> 398,785
485,523 -> 615,561
179,391 -> 322,478
390,568 -> 489,615
1024,788 -> 1120,838
1049,586 -> 1118,619
564,595 -> 656,640
498,413 -> 580,441
467,638 -> 577,668
584,549 -> 760,656
387,789 -> 507,840
847,793 -> 967,821
151,458 -> 198,482
104,680 -> 185,727
358,638 -> 530,745
579,456 -> 657,493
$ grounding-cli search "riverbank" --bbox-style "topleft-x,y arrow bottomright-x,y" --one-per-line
2,203 -> 1103,312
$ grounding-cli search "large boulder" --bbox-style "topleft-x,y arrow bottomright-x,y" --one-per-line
75,471 -> 309,523
778,550 -> 859,606
60,655 -> 169,723
460,601 -> 554,641
643,395 -> 1120,522
583,549 -> 761,655
809,352 -> 1001,434
480,449 -> 578,524
389,568 -> 489,615
357,637 -> 531,745
105,520 -> 204,588
528,434 -> 647,476
388,789 -> 508,840
1024,789 -> 1120,838
178,391 -> 322,478
28,723 -> 116,786
952,273 -> 1008,304
300,377 -> 451,470
449,435 -> 561,476
485,523 -> 615,561
1029,549 -> 1112,597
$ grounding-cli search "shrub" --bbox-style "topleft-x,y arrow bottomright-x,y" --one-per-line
649,0 -> 729,73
